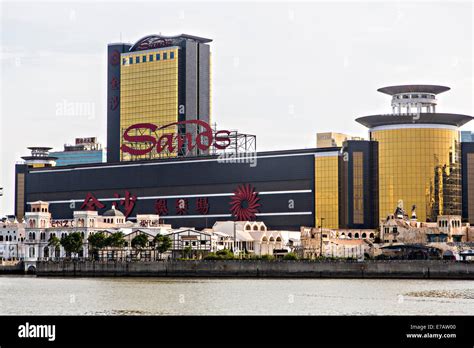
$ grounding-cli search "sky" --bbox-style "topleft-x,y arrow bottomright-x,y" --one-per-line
0,0 -> 473,215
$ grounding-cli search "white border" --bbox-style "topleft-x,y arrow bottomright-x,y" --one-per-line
30,152 -> 322,174
26,189 -> 312,205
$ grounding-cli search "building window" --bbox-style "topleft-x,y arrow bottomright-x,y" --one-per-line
149,54 -> 153,62
135,56 -> 139,64
142,55 -> 146,62
170,52 -> 175,59
163,52 -> 167,60
129,57 -> 133,64
156,53 -> 160,61
122,58 -> 126,65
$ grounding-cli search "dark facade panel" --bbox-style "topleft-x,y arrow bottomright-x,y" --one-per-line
462,142 -> 474,223
106,43 -> 132,163
22,151 -> 318,230
341,140 -> 379,229
198,43 -> 211,126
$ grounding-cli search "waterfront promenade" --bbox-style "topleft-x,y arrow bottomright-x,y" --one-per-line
35,259 -> 474,279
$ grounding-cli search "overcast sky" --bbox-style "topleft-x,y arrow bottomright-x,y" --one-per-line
1,0 -> 473,215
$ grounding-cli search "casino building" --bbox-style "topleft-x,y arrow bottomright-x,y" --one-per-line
107,34 -> 212,162
13,34 -> 474,231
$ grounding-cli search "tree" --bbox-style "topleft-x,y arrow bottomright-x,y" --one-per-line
154,234 -> 172,259
131,234 -> 149,259
48,235 -> 60,248
60,232 -> 84,258
87,231 -> 108,260
106,232 -> 126,248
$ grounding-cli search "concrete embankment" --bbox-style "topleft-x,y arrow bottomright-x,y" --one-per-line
0,262 -> 25,274
36,260 -> 474,279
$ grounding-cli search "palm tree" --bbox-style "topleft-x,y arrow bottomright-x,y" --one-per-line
48,235 -> 60,259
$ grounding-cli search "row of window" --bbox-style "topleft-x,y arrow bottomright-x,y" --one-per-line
0,235 -> 17,241
123,52 -> 175,65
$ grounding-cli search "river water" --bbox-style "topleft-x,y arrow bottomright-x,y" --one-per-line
0,276 -> 473,315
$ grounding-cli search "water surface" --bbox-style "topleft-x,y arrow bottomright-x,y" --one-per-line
0,276 -> 473,315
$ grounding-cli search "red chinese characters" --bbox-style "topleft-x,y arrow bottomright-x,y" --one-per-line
80,193 -> 105,211
175,198 -> 188,215
154,199 -> 168,215
109,96 -> 119,111
196,198 -> 209,215
110,76 -> 120,90
113,191 -> 137,218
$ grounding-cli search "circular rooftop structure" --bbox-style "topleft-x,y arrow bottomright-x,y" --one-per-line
377,85 -> 450,96
356,113 -> 474,129
356,84 -> 473,128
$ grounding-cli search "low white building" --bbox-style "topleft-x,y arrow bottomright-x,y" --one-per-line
0,217 -> 25,260
212,221 -> 300,256
22,201 -> 174,269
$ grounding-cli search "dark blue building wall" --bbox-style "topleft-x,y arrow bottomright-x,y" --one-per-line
462,142 -> 474,223
341,140 -> 379,229
21,149 -> 328,230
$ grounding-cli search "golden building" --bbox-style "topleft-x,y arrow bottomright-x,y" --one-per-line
315,152 -> 340,229
120,47 -> 180,161
357,85 -> 472,223
107,34 -> 212,162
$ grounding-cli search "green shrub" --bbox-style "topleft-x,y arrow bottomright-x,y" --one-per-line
260,254 -> 274,261
283,252 -> 298,260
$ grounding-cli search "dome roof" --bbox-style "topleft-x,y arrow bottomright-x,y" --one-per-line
103,207 -> 125,217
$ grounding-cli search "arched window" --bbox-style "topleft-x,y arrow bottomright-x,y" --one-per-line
348,233 -> 352,238
260,226 -> 265,231
245,225 -> 251,230
369,233 -> 374,239
0,236 -> 3,242
354,233 -> 360,239
29,247 -> 35,258
362,233 -> 367,239
253,225 -> 258,231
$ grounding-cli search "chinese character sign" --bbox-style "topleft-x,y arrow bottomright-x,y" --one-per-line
80,193 -> 105,211
175,198 -> 188,215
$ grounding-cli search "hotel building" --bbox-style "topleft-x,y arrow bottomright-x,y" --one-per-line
107,34 -> 212,162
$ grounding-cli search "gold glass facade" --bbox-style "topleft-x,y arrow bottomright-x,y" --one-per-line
467,153 -> 474,223
120,47 -> 179,161
371,127 -> 461,222
315,155 -> 339,229
352,151 -> 364,224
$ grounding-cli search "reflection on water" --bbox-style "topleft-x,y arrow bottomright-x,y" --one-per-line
0,276 -> 473,315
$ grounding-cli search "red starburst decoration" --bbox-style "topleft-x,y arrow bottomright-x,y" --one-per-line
229,184 -> 261,221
